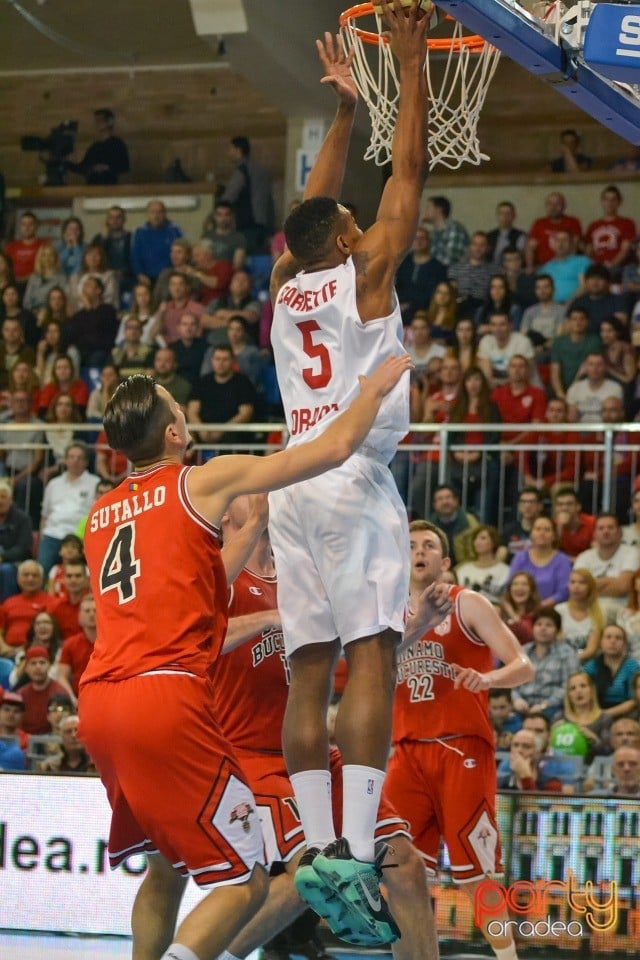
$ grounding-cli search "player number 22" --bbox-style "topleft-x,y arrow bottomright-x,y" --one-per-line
100,522 -> 141,604
296,319 -> 332,389
407,675 -> 435,702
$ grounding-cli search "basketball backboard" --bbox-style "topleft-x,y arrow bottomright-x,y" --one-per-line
430,0 -> 640,142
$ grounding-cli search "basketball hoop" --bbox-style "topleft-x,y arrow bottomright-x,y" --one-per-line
339,3 -> 501,170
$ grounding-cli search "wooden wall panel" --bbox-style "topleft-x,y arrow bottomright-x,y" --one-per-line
0,67 -> 286,187
0,56 -> 632,189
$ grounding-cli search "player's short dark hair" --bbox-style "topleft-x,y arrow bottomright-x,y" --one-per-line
429,195 -> 451,218
553,486 -> 580,504
536,273 -> 554,287
231,136 -> 250,157
489,688 -> 512,701
284,196 -> 343,264
532,605 -> 562,631
213,343 -> 234,356
104,375 -> 175,465
94,108 -> 114,122
519,486 -> 544,503
602,184 -> 622,201
409,519 -> 450,558
523,713 -> 551,732
585,263 -> 611,282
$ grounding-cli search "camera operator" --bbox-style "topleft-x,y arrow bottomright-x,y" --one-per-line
64,109 -> 129,185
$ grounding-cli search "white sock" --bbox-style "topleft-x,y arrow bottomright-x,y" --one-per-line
161,945 -> 201,960
217,953 -> 242,960
289,769 -> 336,850
341,764 -> 384,862
494,946 -> 518,960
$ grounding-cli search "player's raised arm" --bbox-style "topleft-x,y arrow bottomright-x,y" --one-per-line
303,33 -> 358,201
188,354 -> 412,514
361,0 -> 429,264
271,33 -> 358,295
220,494 -> 269,584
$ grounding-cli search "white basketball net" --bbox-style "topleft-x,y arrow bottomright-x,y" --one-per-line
340,7 -> 502,170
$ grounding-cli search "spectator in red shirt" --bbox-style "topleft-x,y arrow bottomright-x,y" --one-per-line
155,272 -> 205,344
523,396 -> 579,493
187,239 -> 234,306
19,645 -> 66,734
492,354 -> 547,425
553,487 -> 596,560
36,354 -> 89,418
51,560 -> 90,639
526,192 -> 582,269
585,185 -> 636,277
0,560 -> 54,658
55,594 -> 96,705
4,212 -> 48,286
492,355 -> 546,489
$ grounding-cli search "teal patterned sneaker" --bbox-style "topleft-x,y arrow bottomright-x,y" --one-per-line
294,847 -> 386,946
311,838 -> 401,944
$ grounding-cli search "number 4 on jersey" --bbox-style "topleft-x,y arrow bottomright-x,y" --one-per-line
100,522 -> 141,604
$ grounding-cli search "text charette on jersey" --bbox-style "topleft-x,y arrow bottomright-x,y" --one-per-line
272,258 -> 409,464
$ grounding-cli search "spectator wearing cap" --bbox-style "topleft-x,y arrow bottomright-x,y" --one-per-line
19,645 -> 66,735
0,479 -> 33,601
0,560 -> 54,659
0,689 -> 28,750
0,689 -> 27,770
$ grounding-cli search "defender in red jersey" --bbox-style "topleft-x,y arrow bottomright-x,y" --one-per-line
385,520 -> 534,960
79,351 -> 411,960
211,498 -> 438,959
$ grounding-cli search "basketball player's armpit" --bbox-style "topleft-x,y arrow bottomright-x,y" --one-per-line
270,255 -> 298,298
352,250 -> 370,278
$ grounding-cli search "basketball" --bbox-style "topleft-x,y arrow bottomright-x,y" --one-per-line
549,722 -> 590,757
374,0 -> 436,17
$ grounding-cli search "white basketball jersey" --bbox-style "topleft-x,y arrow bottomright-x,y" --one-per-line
271,258 -> 409,463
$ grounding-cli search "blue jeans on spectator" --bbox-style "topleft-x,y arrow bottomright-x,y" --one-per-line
0,562 -> 18,601
38,534 -> 63,577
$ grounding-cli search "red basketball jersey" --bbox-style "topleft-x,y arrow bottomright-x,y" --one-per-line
82,464 -> 228,685
213,567 -> 286,753
393,584 -> 494,747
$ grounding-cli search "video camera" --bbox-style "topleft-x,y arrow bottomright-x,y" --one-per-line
21,120 -> 79,186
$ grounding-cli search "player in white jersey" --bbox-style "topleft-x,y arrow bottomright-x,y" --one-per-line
268,2 -> 435,943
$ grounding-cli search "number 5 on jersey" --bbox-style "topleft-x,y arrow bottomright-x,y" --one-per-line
296,319 -> 332,389
100,522 -> 141,604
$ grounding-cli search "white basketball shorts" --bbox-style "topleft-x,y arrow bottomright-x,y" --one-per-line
268,452 -> 409,656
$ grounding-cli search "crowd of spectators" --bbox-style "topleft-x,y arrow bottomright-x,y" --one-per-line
1,177 -> 640,793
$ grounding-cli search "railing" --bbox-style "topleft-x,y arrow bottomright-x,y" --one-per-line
1,421 -> 638,530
